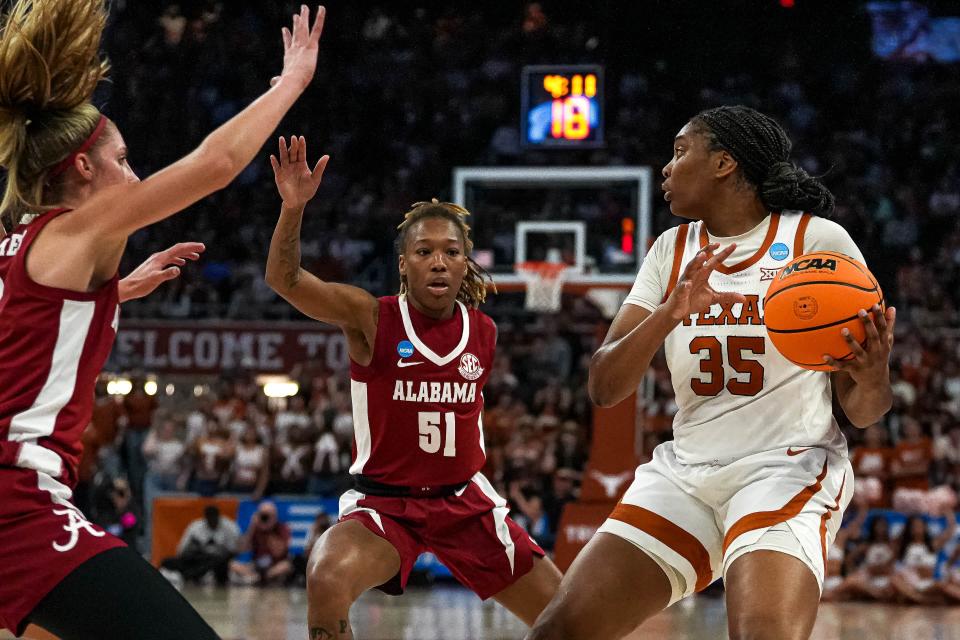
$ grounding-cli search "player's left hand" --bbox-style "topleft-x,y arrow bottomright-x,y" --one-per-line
270,135 -> 330,209
119,242 -> 205,303
823,303 -> 896,383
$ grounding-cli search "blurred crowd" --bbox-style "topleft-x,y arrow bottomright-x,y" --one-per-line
80,315 -> 596,558
69,1 -> 960,597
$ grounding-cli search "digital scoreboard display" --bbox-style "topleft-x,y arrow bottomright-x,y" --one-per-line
522,65 -> 604,148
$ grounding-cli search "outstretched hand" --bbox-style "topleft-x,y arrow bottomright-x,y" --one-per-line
271,5 -> 325,90
665,243 -> 746,321
119,242 -> 205,303
270,135 -> 329,209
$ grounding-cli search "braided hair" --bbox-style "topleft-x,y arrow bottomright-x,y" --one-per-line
395,199 -> 495,308
689,105 -> 835,216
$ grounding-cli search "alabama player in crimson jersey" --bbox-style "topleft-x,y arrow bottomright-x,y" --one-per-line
527,108 -> 897,640
0,1 -> 325,638
265,135 -> 562,639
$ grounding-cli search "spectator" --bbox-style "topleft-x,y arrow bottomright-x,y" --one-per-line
308,421 -> 342,496
892,416 -> 934,494
93,477 -> 142,548
91,378 -> 124,478
161,505 -> 241,587
121,377 -> 159,508
230,501 -> 293,586
229,424 -> 269,498
272,424 -> 314,495
143,418 -> 188,545
845,516 -> 897,602
274,394 -> 311,446
851,424 -> 894,506
891,512 -> 957,604
190,422 -> 233,497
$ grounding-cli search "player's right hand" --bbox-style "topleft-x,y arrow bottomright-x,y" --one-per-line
272,5 -> 325,91
270,135 -> 329,209
665,243 -> 746,321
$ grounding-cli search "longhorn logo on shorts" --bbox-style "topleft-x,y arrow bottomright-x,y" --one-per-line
52,507 -> 105,553
458,353 -> 484,381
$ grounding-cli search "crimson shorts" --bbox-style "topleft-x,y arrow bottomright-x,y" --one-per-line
0,467 -> 125,635
339,472 -> 545,600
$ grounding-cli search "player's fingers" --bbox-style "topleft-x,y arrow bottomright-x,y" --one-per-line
859,308 -> 881,347
841,328 -> 868,359
281,27 -> 291,51
298,136 -> 307,164
885,307 -> 897,345
873,304 -> 887,334
310,5 -> 326,43
278,137 -> 288,162
311,154 -> 330,181
160,266 -> 181,280
717,291 -> 747,306
822,354 -> 849,371
270,154 -> 280,174
287,134 -> 298,162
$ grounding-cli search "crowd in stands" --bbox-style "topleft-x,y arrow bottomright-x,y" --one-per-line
65,2 -> 960,597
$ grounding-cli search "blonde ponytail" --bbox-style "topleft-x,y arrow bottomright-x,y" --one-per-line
0,0 -> 110,228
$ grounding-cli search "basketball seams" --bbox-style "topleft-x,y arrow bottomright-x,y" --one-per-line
764,279 -> 877,307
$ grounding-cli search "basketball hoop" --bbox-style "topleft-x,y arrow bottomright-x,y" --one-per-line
516,261 -> 568,312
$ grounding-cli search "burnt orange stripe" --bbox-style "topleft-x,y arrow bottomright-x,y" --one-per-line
819,472 -> 846,568
793,212 -> 812,257
722,459 -> 828,555
698,212 -> 782,275
609,502 -> 714,592
662,223 -> 689,303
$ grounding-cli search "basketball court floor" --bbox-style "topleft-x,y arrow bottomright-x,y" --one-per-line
173,585 -> 960,640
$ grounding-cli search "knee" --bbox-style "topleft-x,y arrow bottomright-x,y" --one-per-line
526,611 -> 586,640
306,552 -> 362,603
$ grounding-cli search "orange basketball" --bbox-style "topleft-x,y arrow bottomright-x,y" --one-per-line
763,251 -> 883,371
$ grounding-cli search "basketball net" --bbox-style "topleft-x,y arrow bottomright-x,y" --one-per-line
516,261 -> 568,312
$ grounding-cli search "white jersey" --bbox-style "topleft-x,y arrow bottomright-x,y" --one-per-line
625,211 -> 865,465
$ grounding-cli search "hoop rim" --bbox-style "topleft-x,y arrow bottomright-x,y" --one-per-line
515,261 -> 569,279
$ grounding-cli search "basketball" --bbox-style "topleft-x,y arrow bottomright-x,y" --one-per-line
764,251 -> 884,371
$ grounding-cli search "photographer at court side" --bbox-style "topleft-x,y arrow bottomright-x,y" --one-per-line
229,501 -> 294,586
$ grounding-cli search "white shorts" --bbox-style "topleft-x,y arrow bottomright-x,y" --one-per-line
597,441 -> 852,605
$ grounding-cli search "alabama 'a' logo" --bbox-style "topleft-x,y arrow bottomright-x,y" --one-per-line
458,353 -> 484,381
52,507 -> 105,552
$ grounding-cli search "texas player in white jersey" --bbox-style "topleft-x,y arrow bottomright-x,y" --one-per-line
528,106 -> 896,640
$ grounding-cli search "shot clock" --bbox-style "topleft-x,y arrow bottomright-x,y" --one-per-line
521,65 -> 604,148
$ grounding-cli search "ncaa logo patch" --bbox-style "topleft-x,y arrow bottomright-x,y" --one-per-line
458,353 -> 484,381
397,340 -> 415,358
769,242 -> 789,261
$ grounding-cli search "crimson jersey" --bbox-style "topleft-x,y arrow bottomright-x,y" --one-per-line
0,209 -> 119,488
349,295 -> 495,487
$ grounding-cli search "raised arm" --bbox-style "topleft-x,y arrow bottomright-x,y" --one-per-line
589,243 -> 742,407
71,6 -> 326,247
264,135 -> 378,363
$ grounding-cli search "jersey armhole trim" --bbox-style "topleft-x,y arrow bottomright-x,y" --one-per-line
794,212 -> 812,256
662,224 -> 689,303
